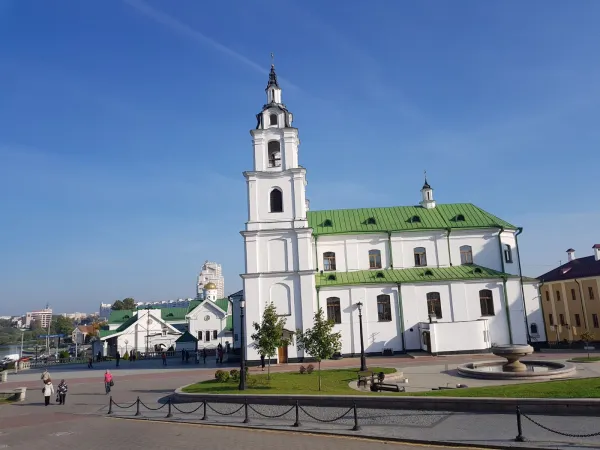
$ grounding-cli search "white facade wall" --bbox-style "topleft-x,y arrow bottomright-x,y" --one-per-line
523,282 -> 547,342
109,310 -> 181,356
187,302 -> 232,348
421,320 -> 490,354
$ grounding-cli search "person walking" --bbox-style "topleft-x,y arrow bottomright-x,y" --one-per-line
57,379 -> 68,405
202,348 -> 207,364
161,351 -> 167,366
185,349 -> 190,364
260,354 -> 265,371
87,356 -> 94,369
115,351 -> 121,368
104,370 -> 113,395
194,350 -> 199,364
42,380 -> 54,406
40,369 -> 51,384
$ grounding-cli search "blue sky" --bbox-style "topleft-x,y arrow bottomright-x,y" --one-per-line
1,0 -> 599,315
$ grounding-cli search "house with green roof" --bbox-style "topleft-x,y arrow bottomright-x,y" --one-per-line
96,283 -> 234,357
236,64 -> 547,364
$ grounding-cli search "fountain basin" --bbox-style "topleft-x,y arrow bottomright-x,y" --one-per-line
491,344 -> 534,372
457,360 -> 576,380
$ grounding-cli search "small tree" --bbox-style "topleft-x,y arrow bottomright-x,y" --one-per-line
295,308 -> 342,391
250,302 -> 288,379
122,298 -> 136,310
111,300 -> 125,310
580,330 -> 595,359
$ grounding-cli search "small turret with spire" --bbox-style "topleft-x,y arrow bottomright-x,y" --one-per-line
266,53 -> 282,104
420,171 -> 436,209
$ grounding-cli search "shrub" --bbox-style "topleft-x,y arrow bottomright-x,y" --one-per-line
59,350 -> 70,360
215,370 -> 230,383
299,365 -> 306,374
229,369 -> 240,381
123,351 -> 129,361
306,364 -> 314,374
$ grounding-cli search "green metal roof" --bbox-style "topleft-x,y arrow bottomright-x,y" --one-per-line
115,314 -> 139,332
214,298 -> 230,313
316,265 -> 519,288
307,203 -> 516,237
176,331 -> 198,343
161,308 -> 188,322
107,310 -> 134,324
99,330 -> 117,338
226,315 -> 233,331
187,300 -> 201,313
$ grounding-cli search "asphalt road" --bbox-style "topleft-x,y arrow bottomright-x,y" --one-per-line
0,415 -> 476,450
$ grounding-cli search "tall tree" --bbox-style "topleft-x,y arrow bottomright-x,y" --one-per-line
52,316 -> 75,336
295,308 -> 342,391
111,300 -> 125,310
250,302 -> 288,379
122,298 -> 136,310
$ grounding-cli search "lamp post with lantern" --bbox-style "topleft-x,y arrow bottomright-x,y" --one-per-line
357,302 -> 367,371
239,298 -> 247,390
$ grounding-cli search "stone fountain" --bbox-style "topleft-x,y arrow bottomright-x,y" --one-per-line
491,344 -> 534,372
457,344 -> 576,380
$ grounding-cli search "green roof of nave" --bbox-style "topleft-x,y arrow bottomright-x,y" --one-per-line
307,203 -> 516,237
107,299 -> 230,324
315,265 -> 538,288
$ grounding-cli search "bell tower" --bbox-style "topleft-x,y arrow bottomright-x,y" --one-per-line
240,61 -> 317,365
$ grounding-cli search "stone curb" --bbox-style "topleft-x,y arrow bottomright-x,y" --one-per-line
173,384 -> 600,416
107,415 -> 546,450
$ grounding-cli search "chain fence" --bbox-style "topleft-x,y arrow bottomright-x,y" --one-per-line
107,396 -> 361,430
514,406 -> 600,442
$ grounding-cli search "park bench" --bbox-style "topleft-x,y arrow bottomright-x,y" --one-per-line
370,382 -> 404,393
357,371 -> 374,388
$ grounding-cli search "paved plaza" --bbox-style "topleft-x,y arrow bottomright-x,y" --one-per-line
1,353 -> 600,449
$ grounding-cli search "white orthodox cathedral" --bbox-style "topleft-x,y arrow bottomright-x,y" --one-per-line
237,65 -> 546,364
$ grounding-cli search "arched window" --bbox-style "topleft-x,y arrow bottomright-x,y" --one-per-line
414,247 -> 427,267
555,290 -> 561,301
530,323 -> 539,335
460,245 -> 473,265
369,249 -> 382,269
326,297 -> 341,324
479,289 -> 495,316
503,244 -> 513,263
426,292 -> 442,319
268,141 -> 281,168
269,114 -> 278,126
269,188 -> 283,213
377,294 -> 392,321
323,252 -> 336,271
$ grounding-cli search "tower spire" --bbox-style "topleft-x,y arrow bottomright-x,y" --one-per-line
266,53 -> 279,91
420,170 -> 436,209
422,170 -> 431,189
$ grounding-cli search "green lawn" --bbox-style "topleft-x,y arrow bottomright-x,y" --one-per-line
569,356 -> 600,363
413,377 -> 600,398
183,367 -> 396,395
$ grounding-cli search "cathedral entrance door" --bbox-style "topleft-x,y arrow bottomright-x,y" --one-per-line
277,345 -> 288,364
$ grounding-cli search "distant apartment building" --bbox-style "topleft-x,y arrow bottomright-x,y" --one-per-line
134,298 -> 195,309
25,308 -> 53,329
62,312 -> 90,321
99,303 -> 112,321
538,245 -> 600,342
196,261 -> 224,299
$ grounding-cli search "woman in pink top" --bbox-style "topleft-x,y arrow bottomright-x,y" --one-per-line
104,370 -> 113,394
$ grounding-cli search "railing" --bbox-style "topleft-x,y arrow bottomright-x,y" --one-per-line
108,396 -> 361,431
108,398 -> 600,443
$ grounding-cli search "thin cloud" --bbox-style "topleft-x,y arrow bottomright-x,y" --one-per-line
122,0 -> 301,91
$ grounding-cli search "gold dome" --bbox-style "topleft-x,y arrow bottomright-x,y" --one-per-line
204,282 -> 217,290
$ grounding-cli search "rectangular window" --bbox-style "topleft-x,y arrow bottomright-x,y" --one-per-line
323,253 -> 336,271
545,291 -> 550,302
575,314 -> 581,327
571,289 -> 577,300
559,314 -> 565,326
594,314 -> 599,329
414,248 -> 427,267
377,295 -> 392,322
556,290 -> 561,301
479,290 -> 495,316
326,298 -> 341,324
549,313 -> 554,325
369,250 -> 382,269
234,333 -> 239,342
205,330 -> 210,342
426,292 -> 443,319
213,330 -> 218,340
589,287 -> 595,300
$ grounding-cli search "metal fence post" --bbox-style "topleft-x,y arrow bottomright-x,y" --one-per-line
166,397 -> 173,418
243,398 -> 250,423
352,402 -> 360,431
107,396 -> 113,415
293,401 -> 301,427
514,406 -> 525,442
135,396 -> 141,416
201,400 -> 207,421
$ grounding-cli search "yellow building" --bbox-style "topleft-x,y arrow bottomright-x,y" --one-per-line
538,245 -> 600,343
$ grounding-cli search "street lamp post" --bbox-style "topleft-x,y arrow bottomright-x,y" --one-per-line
124,339 -> 129,357
357,302 -> 367,371
239,298 -> 246,391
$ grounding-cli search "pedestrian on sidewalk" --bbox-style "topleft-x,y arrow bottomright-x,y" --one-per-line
260,354 -> 265,371
202,348 -> 207,364
181,349 -> 185,364
161,351 -> 167,366
194,350 -> 199,364
87,356 -> 94,369
115,351 -> 121,367
40,369 -> 51,385
185,349 -> 190,363
42,380 -> 54,406
104,370 -> 113,395
57,379 -> 68,405
218,347 -> 224,364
